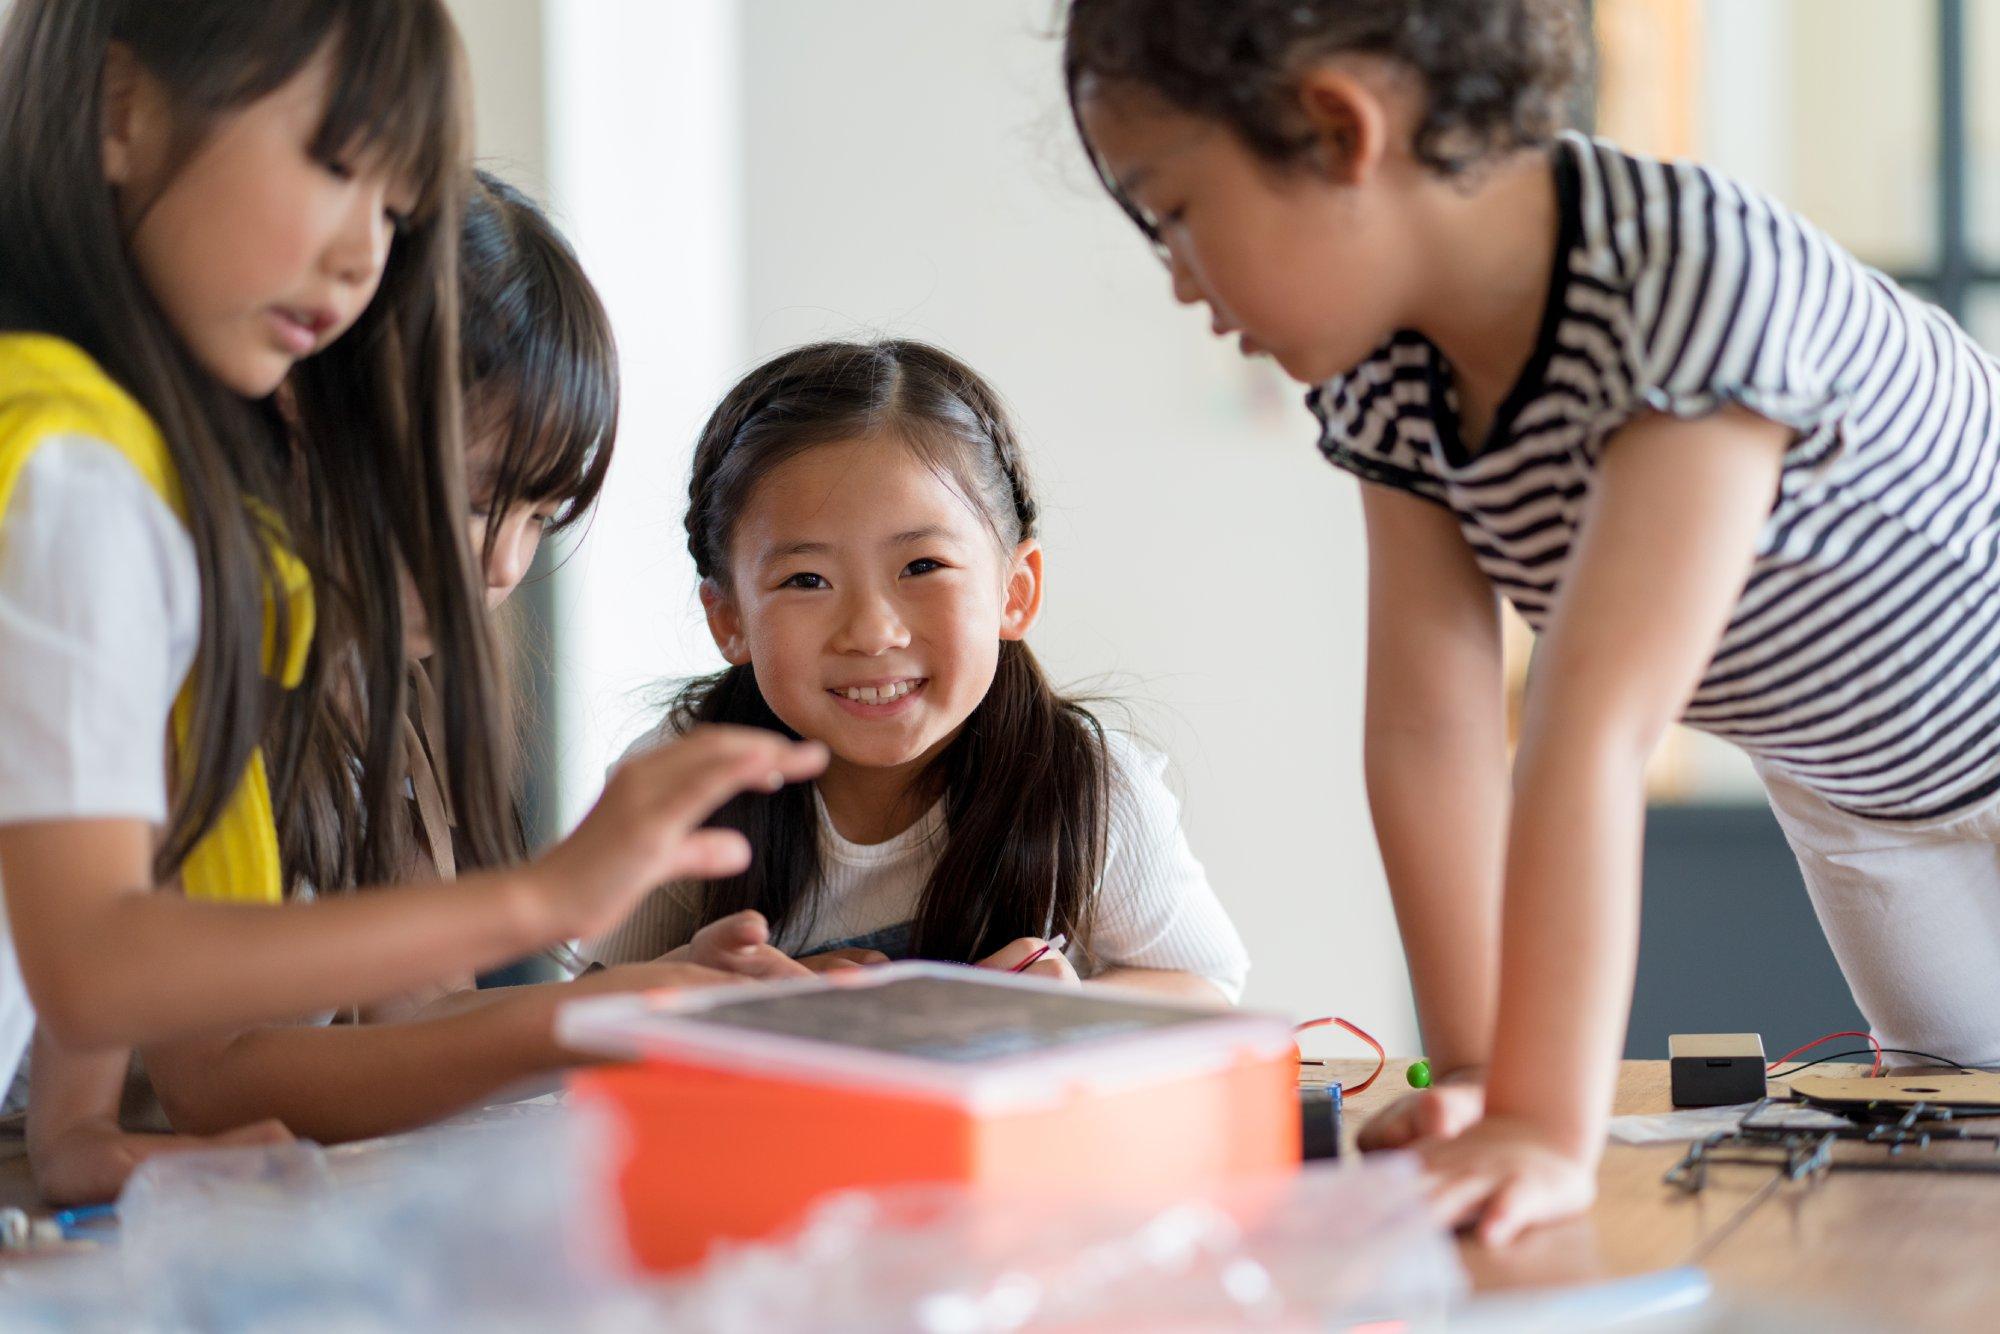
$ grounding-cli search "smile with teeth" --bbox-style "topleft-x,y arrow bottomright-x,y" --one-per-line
831,679 -> 925,705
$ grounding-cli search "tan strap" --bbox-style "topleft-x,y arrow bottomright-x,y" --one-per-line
404,662 -> 456,880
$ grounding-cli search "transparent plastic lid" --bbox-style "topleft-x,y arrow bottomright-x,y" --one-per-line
558,962 -> 1295,1110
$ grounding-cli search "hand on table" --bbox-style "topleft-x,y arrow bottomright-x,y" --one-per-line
977,937 -> 1080,985
569,959 -> 746,996
1358,1076 -> 1486,1151
1416,1114 -> 1598,1247
797,947 -> 891,973
662,909 -> 812,980
32,1116 -> 293,1208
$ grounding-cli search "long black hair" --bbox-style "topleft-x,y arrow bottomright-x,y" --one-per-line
0,0 -> 516,890
282,168 -> 620,891
675,340 -> 1110,963
458,169 -> 617,553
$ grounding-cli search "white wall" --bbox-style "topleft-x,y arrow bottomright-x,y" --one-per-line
452,0 -> 1415,1046
734,0 -> 1412,1041
540,0 -> 745,830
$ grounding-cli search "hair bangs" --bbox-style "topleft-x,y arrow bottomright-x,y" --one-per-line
310,0 -> 466,224
472,347 -> 615,537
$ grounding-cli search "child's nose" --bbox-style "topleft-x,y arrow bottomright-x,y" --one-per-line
326,189 -> 395,290
835,592 -> 910,654
481,515 -> 541,604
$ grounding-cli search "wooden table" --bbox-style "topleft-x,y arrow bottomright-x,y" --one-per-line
3,1060 -> 1995,1327
1316,1058 -> 2000,1332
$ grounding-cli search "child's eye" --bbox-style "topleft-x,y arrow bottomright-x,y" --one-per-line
780,572 -> 828,590
1140,203 -> 1184,237
904,558 -> 945,576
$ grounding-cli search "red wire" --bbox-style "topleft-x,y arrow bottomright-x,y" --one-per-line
1295,1016 -> 1387,1095
1767,1029 -> 1882,1079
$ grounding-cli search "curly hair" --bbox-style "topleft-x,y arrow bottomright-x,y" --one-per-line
1063,0 -> 1590,181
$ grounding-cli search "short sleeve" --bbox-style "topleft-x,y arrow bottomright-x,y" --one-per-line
0,437 -> 199,826
1625,159 -> 1857,483
1083,733 -> 1250,1003
1308,333 -> 1453,507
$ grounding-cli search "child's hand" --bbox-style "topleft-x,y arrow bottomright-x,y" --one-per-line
523,726 -> 826,942
664,910 -> 812,979
977,938 -> 1080,986
567,960 -> 746,997
798,947 -> 891,972
32,1117 -> 293,1208
1417,1115 -> 1598,1247
1357,1075 -> 1486,1151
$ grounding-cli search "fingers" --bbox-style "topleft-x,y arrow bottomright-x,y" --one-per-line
1358,1086 -> 1484,1154
579,961 -> 745,995
1415,1128 -> 1596,1248
798,948 -> 890,974
977,937 -> 1051,971
695,909 -> 771,952
1417,1084 -> 1484,1140
1476,1174 -> 1541,1248
1424,1165 -> 1500,1233
621,728 -> 827,832
1357,1096 -> 1423,1152
666,828 -> 753,882
685,912 -> 811,980
724,946 -> 812,980
212,1118 -> 294,1147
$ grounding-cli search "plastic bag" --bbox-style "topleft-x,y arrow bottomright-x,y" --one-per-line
0,1111 -> 1465,1331
0,1101 -> 633,1333
655,1153 -> 1466,1332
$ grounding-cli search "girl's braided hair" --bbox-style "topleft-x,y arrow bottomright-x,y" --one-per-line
673,339 -> 1108,966
686,340 -> 1037,578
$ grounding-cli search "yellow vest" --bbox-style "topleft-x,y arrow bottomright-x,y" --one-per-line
0,333 -> 313,904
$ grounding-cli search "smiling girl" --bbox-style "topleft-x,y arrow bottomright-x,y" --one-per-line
589,340 -> 1249,1001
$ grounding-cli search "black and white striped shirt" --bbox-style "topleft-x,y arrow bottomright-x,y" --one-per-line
1311,132 -> 2000,823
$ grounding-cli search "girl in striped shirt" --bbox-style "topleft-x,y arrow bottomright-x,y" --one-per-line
1065,0 -> 2000,1240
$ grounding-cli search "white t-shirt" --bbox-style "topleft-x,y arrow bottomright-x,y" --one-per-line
0,438 -> 200,1092
587,723 -> 1251,1002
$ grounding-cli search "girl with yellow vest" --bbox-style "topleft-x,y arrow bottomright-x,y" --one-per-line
25,170 -> 814,1204
0,0 -> 824,1179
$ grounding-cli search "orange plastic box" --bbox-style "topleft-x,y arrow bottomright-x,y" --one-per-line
559,963 -> 1300,1273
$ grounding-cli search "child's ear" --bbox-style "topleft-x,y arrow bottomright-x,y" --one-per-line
99,42 -> 161,191
999,540 -> 1044,643
1293,60 -> 1392,187
700,579 -> 751,665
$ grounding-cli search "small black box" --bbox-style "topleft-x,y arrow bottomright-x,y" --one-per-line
1669,1033 -> 1767,1107
1299,1082 -> 1342,1160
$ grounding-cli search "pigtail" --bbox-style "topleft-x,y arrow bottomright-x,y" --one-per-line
665,667 -> 825,946
917,642 -> 1110,963
669,338 -> 1114,965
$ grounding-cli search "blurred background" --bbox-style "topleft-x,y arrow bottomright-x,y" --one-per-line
440,0 -> 1983,1056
